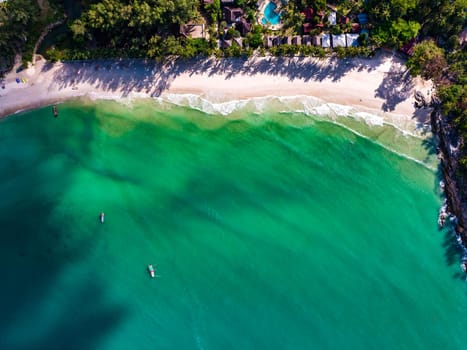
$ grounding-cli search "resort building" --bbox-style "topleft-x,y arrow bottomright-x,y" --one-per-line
302,35 -> 312,46
346,33 -> 360,47
291,36 -> 301,45
312,35 -> 321,46
321,34 -> 331,48
236,17 -> 251,36
223,7 -> 244,24
332,34 -> 346,47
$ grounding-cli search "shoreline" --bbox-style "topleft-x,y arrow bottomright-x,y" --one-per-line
0,52 -> 433,135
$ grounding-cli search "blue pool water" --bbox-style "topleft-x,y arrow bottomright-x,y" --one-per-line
261,1 -> 281,25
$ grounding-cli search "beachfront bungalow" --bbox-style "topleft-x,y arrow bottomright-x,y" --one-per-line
302,35 -> 312,46
272,36 -> 282,46
282,36 -> 292,45
346,33 -> 359,47
312,35 -> 321,46
332,34 -> 346,47
264,36 -> 281,47
291,36 -> 301,45
321,34 -> 331,48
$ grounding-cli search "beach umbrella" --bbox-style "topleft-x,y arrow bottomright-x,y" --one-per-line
15,78 -> 20,83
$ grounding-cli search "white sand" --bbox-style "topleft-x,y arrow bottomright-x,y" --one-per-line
0,52 -> 433,133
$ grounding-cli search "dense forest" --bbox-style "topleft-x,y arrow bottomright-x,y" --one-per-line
1,0 -> 465,62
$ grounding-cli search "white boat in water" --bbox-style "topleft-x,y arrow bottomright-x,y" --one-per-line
100,212 -> 105,223
148,264 -> 155,278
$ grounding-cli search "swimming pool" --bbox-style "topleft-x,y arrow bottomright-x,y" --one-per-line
261,1 -> 281,25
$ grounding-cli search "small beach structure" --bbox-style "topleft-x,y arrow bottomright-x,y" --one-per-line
312,35 -> 321,46
346,33 -> 360,47
302,35 -> 312,46
321,34 -> 331,48
291,36 -> 301,45
332,34 -> 347,48
282,36 -> 292,45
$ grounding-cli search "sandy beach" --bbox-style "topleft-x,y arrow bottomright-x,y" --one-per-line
0,52 -> 432,133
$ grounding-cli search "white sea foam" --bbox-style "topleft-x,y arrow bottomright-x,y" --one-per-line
80,91 -> 434,166
159,93 -> 424,137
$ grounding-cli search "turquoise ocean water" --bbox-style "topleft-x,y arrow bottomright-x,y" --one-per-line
1,99 -> 466,349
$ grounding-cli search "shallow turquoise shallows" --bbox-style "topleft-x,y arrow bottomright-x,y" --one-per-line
1,100 -> 466,350
262,1 -> 281,25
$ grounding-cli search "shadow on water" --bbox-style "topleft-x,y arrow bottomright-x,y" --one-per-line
0,109 -> 127,349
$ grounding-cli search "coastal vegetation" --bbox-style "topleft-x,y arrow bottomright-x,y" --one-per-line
0,0 -> 62,72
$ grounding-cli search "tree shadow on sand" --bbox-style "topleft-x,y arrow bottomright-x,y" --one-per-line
0,111 -> 127,349
375,62 -> 414,112
47,51 -> 412,111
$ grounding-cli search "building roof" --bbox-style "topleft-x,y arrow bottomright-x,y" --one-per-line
351,23 -> 361,33
303,8 -> 314,21
312,35 -> 321,46
357,13 -> 369,24
303,23 -> 312,34
291,36 -> 301,45
346,33 -> 359,47
322,34 -> 331,47
332,34 -> 346,47
272,36 -> 282,46
302,35 -> 312,46
328,11 -> 337,26
223,7 -> 243,23
236,17 -> 251,36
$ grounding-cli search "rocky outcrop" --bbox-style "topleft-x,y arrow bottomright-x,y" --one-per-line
430,102 -> 467,241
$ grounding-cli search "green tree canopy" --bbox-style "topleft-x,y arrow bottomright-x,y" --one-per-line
407,40 -> 447,81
